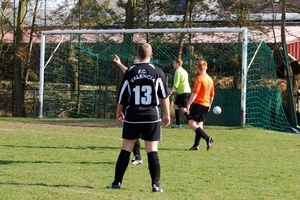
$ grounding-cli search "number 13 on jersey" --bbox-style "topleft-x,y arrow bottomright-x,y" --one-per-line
133,85 -> 152,105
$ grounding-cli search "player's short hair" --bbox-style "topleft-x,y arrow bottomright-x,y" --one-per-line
138,43 -> 152,59
197,60 -> 208,70
174,58 -> 182,66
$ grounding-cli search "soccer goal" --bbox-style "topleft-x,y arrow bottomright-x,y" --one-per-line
39,28 -> 290,131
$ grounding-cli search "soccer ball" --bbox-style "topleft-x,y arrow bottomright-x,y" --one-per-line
213,106 -> 222,115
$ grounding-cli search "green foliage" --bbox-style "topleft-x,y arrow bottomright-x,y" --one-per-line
66,0 -> 115,29
208,0 -> 266,29
0,118 -> 300,199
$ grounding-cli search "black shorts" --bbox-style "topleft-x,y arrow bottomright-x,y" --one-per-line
122,122 -> 162,141
174,93 -> 190,108
187,103 -> 209,122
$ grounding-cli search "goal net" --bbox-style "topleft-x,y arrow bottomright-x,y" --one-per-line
39,28 -> 290,131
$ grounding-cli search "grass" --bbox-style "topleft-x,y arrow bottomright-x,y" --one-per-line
0,118 -> 300,200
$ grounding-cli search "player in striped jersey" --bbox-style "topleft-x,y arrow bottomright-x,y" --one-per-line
107,43 -> 170,192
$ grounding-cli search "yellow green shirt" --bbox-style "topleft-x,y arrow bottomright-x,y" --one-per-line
172,67 -> 191,94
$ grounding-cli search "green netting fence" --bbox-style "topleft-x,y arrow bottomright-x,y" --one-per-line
39,28 -> 291,131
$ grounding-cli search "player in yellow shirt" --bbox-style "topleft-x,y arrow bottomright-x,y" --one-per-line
186,60 -> 214,150
169,58 -> 191,128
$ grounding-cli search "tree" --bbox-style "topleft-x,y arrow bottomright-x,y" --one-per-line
0,2 -> 15,116
24,0 -> 39,95
177,0 -> 198,58
207,0 -> 264,88
67,0 -> 115,29
13,0 -> 29,117
0,0 -> 42,117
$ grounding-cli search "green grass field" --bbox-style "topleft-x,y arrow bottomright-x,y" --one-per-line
0,118 -> 300,200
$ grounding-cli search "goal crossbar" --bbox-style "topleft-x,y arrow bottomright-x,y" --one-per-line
41,28 -> 247,35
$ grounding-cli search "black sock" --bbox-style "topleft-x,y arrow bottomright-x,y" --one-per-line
134,154 -> 142,160
175,109 -> 180,125
195,127 -> 209,140
113,149 -> 130,184
147,151 -> 160,187
133,140 -> 142,160
194,130 -> 201,147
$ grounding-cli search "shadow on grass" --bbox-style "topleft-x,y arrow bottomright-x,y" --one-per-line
2,144 -> 186,151
28,119 -> 122,128
2,144 -> 119,150
0,181 -> 93,189
0,159 -> 115,165
0,117 -> 123,128
0,160 -> 62,164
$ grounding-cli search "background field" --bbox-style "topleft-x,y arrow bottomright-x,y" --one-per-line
0,118 -> 300,200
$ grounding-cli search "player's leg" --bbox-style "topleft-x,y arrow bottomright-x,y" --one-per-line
188,104 -> 214,150
198,121 -> 203,129
192,121 -> 203,148
145,140 -> 163,192
107,123 -> 138,189
142,122 -> 163,192
187,104 -> 202,150
188,119 -> 201,150
196,107 -> 214,150
180,93 -> 190,120
172,102 -> 182,128
132,139 -> 143,165
192,124 -> 214,150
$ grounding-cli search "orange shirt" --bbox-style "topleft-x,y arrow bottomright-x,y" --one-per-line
192,73 -> 215,107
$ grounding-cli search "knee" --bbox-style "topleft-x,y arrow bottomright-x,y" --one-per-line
188,120 -> 194,129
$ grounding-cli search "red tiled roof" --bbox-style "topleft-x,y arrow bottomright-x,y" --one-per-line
264,26 -> 300,43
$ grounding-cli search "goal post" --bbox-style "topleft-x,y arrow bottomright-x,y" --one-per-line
38,28 -> 290,131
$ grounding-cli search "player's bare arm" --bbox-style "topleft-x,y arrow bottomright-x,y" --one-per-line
161,98 -> 170,127
116,103 -> 124,122
186,93 -> 197,115
113,54 -> 128,73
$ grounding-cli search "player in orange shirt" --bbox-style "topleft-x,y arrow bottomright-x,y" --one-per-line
186,60 -> 214,151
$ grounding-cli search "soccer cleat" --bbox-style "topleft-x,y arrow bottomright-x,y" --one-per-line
206,137 -> 214,150
172,124 -> 182,128
131,159 -> 143,165
152,184 -> 163,192
189,146 -> 199,151
106,182 -> 121,189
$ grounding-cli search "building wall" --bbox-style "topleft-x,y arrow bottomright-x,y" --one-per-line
287,41 -> 300,60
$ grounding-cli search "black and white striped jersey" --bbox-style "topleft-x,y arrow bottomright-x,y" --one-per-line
117,62 -> 168,123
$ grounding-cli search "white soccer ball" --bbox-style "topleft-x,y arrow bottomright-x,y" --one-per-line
213,106 -> 222,115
